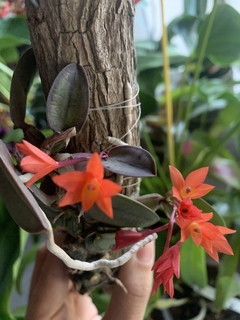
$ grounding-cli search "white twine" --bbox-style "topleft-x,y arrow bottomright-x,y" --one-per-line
89,85 -> 139,112
89,84 -> 141,151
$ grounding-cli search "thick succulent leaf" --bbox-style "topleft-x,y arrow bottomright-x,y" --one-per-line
10,47 -> 37,129
103,146 -> 156,177
135,193 -> 164,211
85,233 -> 116,253
85,194 -> 160,227
193,198 -> 225,226
0,140 -> 50,233
46,63 -> 89,133
0,201 -> 20,319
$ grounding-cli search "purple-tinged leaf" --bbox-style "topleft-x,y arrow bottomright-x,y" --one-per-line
85,194 -> 159,227
103,146 -> 156,177
41,127 -> 76,153
46,63 -> 89,133
10,48 -> 37,129
0,140 -> 49,233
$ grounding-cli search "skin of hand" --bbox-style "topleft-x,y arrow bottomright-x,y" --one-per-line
25,236 -> 155,320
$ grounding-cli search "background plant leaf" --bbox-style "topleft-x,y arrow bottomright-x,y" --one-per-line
193,198 -> 225,226
196,4 -> 240,66
180,237 -> 207,288
10,48 -> 37,129
0,198 -> 20,320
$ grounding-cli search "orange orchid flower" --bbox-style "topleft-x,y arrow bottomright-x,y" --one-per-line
176,214 -> 235,262
169,166 -> 214,201
17,140 -> 82,187
151,242 -> 181,298
177,198 -> 202,221
17,140 -> 59,187
52,153 -> 122,218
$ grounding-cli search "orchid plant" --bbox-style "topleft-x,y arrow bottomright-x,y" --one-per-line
0,1 -> 239,319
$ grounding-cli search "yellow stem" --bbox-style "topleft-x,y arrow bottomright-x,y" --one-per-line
160,0 -> 175,166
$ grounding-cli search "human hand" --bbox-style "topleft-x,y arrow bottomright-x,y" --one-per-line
25,236 -> 155,320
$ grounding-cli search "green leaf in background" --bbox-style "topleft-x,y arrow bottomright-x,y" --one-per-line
184,0 -> 207,19
215,228 -> 240,311
0,17 -> 30,44
0,198 -> 20,320
180,237 -> 207,289
193,198 -> 225,226
10,48 -> 37,129
196,4 -> 240,66
215,277 -> 240,312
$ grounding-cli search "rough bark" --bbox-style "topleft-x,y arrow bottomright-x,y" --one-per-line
25,0 -> 139,196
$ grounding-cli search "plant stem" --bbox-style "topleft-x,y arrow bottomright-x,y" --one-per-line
177,0 -> 218,167
160,0 -> 175,167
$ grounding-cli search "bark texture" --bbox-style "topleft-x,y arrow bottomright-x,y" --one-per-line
26,0 -> 139,196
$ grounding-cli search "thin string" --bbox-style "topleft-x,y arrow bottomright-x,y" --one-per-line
89,85 -> 139,112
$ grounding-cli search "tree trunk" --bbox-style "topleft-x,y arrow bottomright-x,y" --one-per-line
25,0 -> 139,196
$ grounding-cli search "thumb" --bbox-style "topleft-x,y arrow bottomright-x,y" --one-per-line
103,241 -> 155,320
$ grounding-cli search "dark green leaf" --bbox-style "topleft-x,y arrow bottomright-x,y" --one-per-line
0,199 -> 20,319
215,277 -> 240,312
215,228 -> 240,311
10,48 -> 37,129
46,63 -> 89,133
0,17 -> 30,43
0,140 -> 49,233
139,90 -> 158,118
180,237 -> 207,288
15,243 -> 40,294
193,198 -> 225,226
103,146 -> 156,177
196,4 -> 240,66
85,194 -> 160,227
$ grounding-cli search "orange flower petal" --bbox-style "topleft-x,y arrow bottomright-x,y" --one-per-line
86,153 -> 103,180
100,179 -> 122,197
17,140 -> 56,164
58,190 -> 82,207
189,184 -> 215,199
96,196 -> 113,218
185,167 -> 209,187
169,166 -> 184,191
81,178 -> 101,212
26,164 -> 58,187
52,171 -> 90,192
20,155 -> 50,173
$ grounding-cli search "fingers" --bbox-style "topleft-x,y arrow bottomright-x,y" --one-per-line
103,241 -> 155,320
25,238 -> 70,320
25,234 -> 102,320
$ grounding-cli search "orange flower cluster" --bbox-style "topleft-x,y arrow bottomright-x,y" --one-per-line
16,140 -> 235,298
151,166 -> 235,297
17,140 -> 122,218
